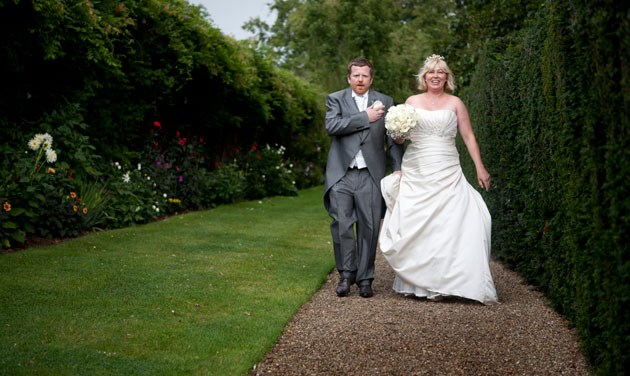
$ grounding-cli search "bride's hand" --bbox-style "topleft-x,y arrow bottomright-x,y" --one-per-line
393,136 -> 405,144
477,168 -> 491,191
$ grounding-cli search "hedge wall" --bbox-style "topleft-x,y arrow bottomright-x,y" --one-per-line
462,1 -> 628,373
0,0 -> 327,177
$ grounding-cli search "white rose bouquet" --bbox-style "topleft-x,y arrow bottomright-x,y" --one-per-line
384,104 -> 418,138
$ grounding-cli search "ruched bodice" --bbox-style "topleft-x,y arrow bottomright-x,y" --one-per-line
408,109 -> 458,140
379,108 -> 498,304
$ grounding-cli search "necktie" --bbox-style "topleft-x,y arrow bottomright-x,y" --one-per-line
355,95 -> 366,111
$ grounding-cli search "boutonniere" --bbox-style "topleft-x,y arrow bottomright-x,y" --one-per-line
371,100 -> 385,110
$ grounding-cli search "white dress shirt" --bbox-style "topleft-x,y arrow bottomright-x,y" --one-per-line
351,91 -> 369,169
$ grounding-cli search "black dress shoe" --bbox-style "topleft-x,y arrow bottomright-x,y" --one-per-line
336,278 -> 354,297
359,284 -> 374,298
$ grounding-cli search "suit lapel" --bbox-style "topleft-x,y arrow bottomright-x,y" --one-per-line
343,88 -> 359,112
344,88 -> 373,143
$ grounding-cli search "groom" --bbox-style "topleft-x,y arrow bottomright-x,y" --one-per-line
323,57 -> 403,298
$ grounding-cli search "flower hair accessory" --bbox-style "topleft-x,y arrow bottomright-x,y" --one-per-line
424,54 -> 445,65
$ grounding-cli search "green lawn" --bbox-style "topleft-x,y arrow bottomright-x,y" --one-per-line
0,187 -> 334,375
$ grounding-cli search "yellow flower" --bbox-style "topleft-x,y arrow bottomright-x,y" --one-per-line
47,167 -> 56,174
82,207 -> 88,215
3,202 -> 11,212
72,205 -> 78,212
70,192 -> 77,199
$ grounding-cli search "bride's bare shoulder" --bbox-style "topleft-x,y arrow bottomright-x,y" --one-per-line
405,94 -> 423,106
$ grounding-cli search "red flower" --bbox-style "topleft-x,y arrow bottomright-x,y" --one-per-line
251,143 -> 258,151
153,121 -> 161,128
214,161 -> 222,169
178,137 -> 187,147
176,131 -> 181,138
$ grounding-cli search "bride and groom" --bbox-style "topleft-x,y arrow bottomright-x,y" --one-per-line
323,55 -> 498,304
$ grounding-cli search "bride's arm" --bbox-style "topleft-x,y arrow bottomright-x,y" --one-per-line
455,98 -> 491,191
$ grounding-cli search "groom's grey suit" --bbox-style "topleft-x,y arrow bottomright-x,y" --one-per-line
324,87 -> 403,286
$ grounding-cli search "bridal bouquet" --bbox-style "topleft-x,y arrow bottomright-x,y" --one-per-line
384,104 -> 418,138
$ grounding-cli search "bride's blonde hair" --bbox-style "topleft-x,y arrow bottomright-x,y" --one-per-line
415,54 -> 456,92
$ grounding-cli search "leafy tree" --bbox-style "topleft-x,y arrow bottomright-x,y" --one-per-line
246,0 -> 459,102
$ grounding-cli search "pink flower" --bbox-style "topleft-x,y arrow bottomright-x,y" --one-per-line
153,121 -> 161,128
178,175 -> 184,183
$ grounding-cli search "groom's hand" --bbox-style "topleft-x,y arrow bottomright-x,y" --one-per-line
366,105 -> 385,123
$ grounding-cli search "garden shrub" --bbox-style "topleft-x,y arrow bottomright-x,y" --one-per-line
238,144 -> 298,200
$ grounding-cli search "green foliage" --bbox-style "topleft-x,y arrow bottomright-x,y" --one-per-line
255,0 -> 458,102
202,161 -> 247,206
238,144 -> 299,199
462,1 -> 628,373
75,179 -> 110,229
39,103 -> 102,179
0,201 -> 26,249
0,131 -> 90,246
142,121 -> 209,213
0,0 -> 327,185
101,160 -> 163,229
0,0 -> 328,248
1,128 -> 305,248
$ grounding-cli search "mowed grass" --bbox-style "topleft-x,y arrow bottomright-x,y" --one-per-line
0,187 -> 334,375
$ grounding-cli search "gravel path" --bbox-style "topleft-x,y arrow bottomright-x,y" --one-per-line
252,251 -> 590,375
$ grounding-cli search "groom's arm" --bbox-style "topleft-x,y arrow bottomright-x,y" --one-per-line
325,93 -> 369,136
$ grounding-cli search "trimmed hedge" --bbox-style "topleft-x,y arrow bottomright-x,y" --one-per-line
461,1 -> 628,374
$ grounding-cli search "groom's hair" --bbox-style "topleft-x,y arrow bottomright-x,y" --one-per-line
347,57 -> 374,77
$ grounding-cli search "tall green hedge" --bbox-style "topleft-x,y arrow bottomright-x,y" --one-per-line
0,0 -> 327,178
463,1 -> 628,373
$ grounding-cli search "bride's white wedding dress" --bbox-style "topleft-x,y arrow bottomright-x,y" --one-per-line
379,108 -> 498,304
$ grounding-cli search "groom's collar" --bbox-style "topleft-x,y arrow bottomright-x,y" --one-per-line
352,89 -> 370,98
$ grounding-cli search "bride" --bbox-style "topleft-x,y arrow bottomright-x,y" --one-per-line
379,55 -> 498,304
